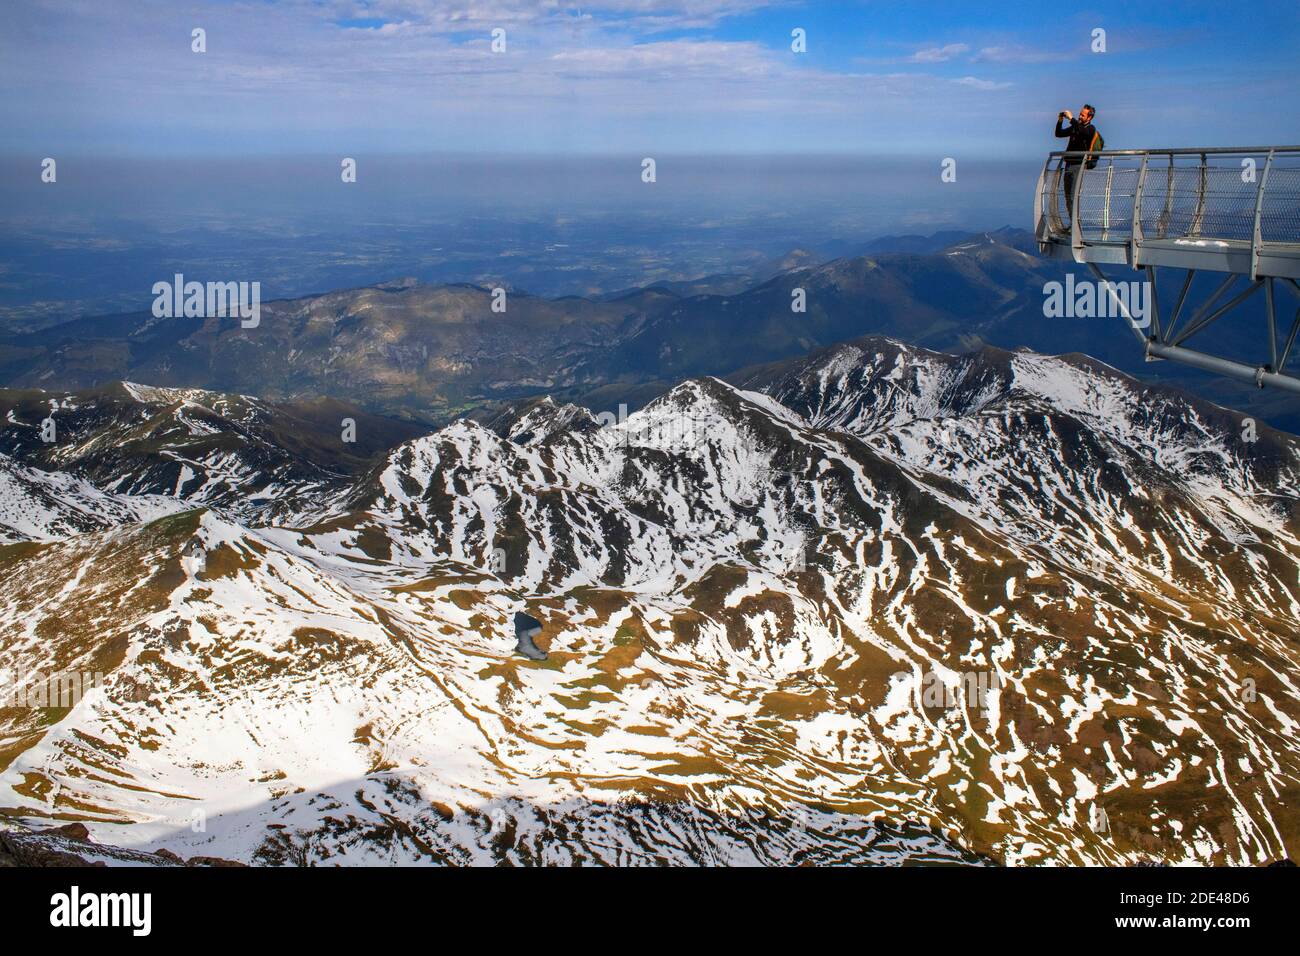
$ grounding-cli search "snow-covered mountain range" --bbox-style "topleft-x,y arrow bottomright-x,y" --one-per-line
1,338 -> 1297,866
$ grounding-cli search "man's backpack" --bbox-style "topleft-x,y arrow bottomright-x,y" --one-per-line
1085,130 -> 1104,169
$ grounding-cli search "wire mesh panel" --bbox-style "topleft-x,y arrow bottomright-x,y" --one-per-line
1138,159 -> 1208,239
1042,165 -> 1068,235
1073,171 -> 1112,240
1261,158 -> 1300,243
1071,157 -> 1142,242
1103,165 -> 1139,236
1071,159 -> 1144,239
1192,156 -> 1268,241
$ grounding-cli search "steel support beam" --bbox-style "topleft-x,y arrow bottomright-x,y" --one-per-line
1173,280 -> 1262,348
1145,341 -> 1300,394
1265,276 -> 1278,370
1145,265 -> 1162,343
1277,279 -> 1300,373
1170,274 -> 1242,346
1163,268 -> 1196,344
1085,262 -> 1148,344
1280,306 -> 1300,373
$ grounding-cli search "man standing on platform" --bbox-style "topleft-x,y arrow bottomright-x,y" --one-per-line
1054,104 -> 1103,217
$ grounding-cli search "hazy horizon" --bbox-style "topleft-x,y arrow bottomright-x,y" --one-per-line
0,152 -> 1035,327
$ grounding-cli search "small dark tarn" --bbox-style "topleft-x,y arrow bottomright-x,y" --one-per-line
513,611 -> 547,661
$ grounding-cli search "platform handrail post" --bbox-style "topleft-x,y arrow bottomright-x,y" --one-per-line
1129,153 -> 1149,268
1070,160 -> 1087,261
1250,149 -> 1275,281
1102,160 -> 1114,236
1156,153 -> 1175,238
1033,156 -> 1052,247
1051,160 -> 1065,234
1189,152 -> 1208,237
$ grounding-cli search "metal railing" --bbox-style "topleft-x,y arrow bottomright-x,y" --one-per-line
1034,147 -> 1300,279
1033,146 -> 1300,394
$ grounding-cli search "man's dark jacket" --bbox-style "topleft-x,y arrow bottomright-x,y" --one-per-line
1055,116 -> 1102,164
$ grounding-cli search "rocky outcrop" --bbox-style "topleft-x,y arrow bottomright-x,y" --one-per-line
0,824 -> 243,867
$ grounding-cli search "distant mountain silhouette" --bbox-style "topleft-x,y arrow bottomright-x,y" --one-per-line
1,228 -> 1291,432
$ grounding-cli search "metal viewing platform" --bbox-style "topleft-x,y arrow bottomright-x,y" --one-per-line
1034,146 -> 1300,393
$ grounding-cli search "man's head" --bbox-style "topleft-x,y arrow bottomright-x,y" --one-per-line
1080,104 -> 1096,124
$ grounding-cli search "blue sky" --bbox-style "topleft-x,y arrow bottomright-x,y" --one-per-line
2,0 -> 1298,156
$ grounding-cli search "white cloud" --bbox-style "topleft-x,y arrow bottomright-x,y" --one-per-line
550,39 -> 776,79
0,0 -> 1146,155
907,43 -> 970,63
954,75 -> 1013,91
972,45 -> 1062,64
324,0 -> 777,31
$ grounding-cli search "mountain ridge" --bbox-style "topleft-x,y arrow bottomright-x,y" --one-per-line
5,228 -> 1293,433
2,338 -> 1297,865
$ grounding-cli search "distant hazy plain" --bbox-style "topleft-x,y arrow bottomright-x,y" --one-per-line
0,154 -> 1036,330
